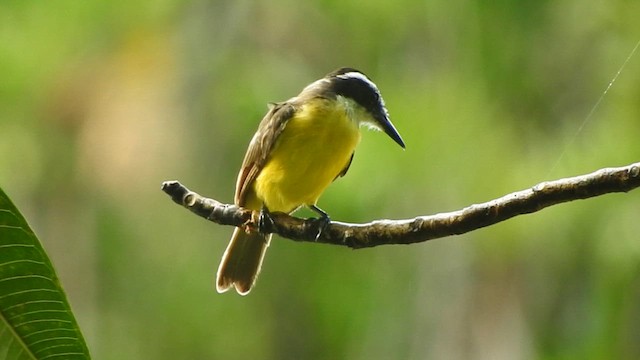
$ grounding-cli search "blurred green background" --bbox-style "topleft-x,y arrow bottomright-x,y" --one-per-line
2,0 -> 640,359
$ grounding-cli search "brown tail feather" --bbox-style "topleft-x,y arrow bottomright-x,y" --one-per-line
216,227 -> 271,295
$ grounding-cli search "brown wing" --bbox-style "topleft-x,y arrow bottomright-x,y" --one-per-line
234,102 -> 296,206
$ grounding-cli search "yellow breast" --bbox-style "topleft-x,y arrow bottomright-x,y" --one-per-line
253,99 -> 361,213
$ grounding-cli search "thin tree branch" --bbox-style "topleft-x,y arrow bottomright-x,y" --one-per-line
162,162 -> 640,249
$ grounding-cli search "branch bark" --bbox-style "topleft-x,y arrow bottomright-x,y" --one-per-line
162,162 -> 640,249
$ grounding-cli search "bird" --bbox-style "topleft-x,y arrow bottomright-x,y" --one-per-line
216,67 -> 405,295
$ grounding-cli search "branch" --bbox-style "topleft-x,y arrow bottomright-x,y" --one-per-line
162,162 -> 640,249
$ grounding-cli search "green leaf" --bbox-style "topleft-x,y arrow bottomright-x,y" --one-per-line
0,188 -> 91,359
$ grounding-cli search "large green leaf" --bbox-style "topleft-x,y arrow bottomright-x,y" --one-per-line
0,188 -> 90,359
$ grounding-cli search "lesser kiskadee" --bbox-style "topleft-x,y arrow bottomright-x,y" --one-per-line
216,67 -> 405,295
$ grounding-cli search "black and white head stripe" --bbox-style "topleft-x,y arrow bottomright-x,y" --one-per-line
319,67 -> 405,148
335,71 -> 382,98
327,68 -> 389,118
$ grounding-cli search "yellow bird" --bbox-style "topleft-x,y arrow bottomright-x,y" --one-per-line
216,67 -> 405,295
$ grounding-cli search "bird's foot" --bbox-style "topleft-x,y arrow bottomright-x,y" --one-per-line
257,206 -> 275,234
309,205 -> 331,241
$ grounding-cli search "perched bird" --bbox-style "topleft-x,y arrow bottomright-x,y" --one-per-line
216,67 -> 405,295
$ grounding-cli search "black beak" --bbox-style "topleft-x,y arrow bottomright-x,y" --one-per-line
376,112 -> 405,149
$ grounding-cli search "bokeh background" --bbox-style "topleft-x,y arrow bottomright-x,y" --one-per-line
2,0 -> 640,359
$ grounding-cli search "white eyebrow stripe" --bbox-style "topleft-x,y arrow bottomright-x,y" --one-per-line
336,71 -> 388,113
336,72 -> 381,94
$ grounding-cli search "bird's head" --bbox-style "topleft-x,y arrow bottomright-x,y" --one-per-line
325,67 -> 405,149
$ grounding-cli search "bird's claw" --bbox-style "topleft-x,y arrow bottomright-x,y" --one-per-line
308,205 -> 331,241
257,207 -> 275,234
310,215 -> 331,241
